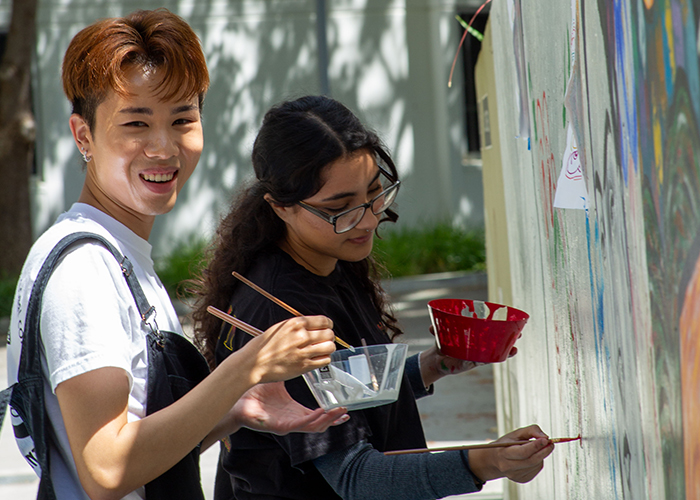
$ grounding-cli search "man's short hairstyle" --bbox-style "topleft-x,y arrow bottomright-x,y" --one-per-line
62,8 -> 210,131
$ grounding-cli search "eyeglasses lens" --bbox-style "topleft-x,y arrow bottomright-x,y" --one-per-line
335,184 -> 398,233
371,184 -> 398,214
336,208 -> 365,233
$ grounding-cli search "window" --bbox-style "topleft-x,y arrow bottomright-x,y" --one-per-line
458,9 -> 489,152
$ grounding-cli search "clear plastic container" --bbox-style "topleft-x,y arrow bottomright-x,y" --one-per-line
303,343 -> 408,411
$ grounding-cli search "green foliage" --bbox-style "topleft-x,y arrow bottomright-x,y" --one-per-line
154,238 -> 209,298
0,224 -> 485,317
373,222 -> 486,278
151,223 -> 486,299
0,238 -> 211,318
0,273 -> 19,318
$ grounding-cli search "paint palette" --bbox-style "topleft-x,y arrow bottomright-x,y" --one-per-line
303,343 -> 408,411
428,299 -> 529,363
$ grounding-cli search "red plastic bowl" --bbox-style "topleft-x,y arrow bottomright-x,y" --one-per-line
427,299 -> 529,363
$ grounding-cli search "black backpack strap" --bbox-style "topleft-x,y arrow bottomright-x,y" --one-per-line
17,230 -> 163,380
1,231 -> 163,499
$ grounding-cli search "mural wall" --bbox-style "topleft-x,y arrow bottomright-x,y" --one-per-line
479,0 -> 699,498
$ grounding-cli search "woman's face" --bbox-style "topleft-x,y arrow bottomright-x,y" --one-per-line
274,150 -> 384,276
73,65 -> 203,239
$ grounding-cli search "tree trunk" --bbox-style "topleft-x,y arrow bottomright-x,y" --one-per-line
0,0 -> 37,276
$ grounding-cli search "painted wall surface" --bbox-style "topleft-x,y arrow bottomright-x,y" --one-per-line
479,0 -> 699,498
1,0 -> 487,256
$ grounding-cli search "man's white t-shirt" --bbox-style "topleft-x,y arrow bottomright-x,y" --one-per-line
6,203 -> 184,500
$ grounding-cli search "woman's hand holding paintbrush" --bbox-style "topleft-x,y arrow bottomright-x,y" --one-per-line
386,425 -> 568,486
467,426 -> 562,484
384,434 -> 580,455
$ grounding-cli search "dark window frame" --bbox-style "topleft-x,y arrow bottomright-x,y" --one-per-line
458,10 -> 489,152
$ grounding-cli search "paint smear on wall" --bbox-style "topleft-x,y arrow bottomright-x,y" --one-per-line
680,262 -> 700,499
511,0 -> 530,139
534,91 -> 557,236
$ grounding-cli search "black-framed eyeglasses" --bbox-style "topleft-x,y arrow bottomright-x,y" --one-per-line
297,169 -> 400,234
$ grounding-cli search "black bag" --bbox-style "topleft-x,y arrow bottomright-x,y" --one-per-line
0,231 -> 210,499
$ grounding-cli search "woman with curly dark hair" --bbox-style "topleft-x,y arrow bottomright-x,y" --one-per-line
191,95 -> 553,500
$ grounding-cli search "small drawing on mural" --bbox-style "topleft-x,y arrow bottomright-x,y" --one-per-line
553,124 -> 588,210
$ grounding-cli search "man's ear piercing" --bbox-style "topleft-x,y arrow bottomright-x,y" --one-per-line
81,147 -> 92,163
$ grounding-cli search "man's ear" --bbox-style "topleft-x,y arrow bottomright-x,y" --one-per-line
69,114 -> 92,157
263,193 -> 294,223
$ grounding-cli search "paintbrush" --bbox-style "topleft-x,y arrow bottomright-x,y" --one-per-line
207,306 -> 264,338
383,435 -> 582,455
232,271 -> 355,352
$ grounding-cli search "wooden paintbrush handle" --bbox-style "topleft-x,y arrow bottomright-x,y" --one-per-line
207,305 -> 264,338
384,436 -> 581,455
384,440 -> 531,455
232,271 -> 355,352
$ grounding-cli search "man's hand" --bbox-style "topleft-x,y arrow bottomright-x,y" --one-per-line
232,381 -> 349,434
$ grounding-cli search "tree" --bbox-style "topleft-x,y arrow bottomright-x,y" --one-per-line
0,0 -> 37,277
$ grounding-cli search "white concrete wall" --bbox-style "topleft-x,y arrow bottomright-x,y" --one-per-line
25,0 -> 484,256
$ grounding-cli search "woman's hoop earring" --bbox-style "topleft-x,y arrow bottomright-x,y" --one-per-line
81,147 -> 92,163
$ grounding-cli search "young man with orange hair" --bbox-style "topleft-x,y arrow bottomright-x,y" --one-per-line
5,9 -> 346,500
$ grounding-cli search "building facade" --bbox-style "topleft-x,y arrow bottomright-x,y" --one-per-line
1,0 -> 485,256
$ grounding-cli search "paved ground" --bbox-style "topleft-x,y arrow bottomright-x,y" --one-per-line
384,272 -> 503,500
0,271 -> 503,499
